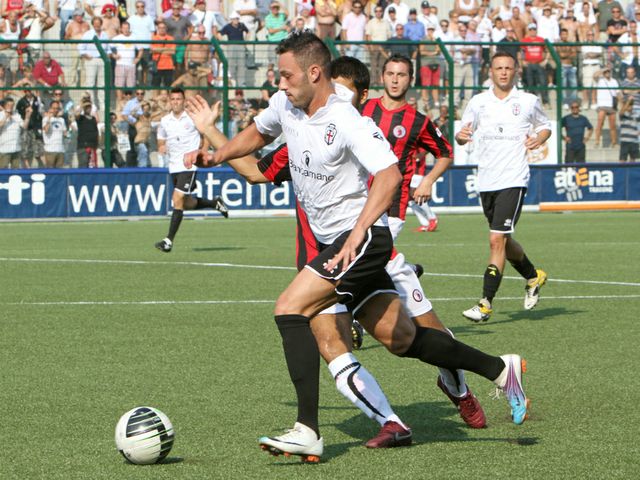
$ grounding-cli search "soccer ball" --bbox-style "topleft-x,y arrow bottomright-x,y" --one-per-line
115,406 -> 175,465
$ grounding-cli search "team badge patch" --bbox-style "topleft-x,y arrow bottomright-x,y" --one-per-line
303,150 -> 311,166
412,289 -> 423,302
393,125 -> 406,139
512,103 -> 521,116
324,123 -> 337,145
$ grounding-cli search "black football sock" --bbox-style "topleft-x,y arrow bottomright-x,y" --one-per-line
482,264 -> 502,303
195,197 -> 217,209
275,314 -> 320,437
509,254 -> 537,280
401,327 -> 506,381
167,209 -> 183,241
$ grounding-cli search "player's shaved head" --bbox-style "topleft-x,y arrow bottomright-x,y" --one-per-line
276,32 -> 331,77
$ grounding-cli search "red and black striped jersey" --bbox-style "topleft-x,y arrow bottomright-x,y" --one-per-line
362,98 -> 453,219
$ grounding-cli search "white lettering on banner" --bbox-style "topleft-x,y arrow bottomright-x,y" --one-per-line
554,167 -> 614,201
102,185 -> 132,212
68,184 -> 166,213
135,185 -> 165,211
465,169 -> 480,200
431,177 -> 444,204
0,174 -> 46,206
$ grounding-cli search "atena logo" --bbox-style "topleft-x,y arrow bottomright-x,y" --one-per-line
465,168 -> 480,200
0,174 -> 46,205
554,167 -> 614,201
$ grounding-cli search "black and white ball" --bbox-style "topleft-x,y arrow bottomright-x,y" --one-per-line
115,406 -> 175,465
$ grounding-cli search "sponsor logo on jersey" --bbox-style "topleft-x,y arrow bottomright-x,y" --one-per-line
373,131 -> 384,141
324,123 -> 337,145
289,160 -> 335,184
393,125 -> 406,139
554,167 -> 614,201
412,289 -> 423,302
303,150 -> 311,167
435,127 -> 443,137
512,103 -> 521,116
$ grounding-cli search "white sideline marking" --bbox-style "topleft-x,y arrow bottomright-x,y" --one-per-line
1,256 -> 639,287
397,241 -> 640,248
6,295 -> 640,306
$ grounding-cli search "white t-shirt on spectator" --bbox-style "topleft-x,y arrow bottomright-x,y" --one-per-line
535,14 -> 560,41
233,0 -> 258,31
43,116 -> 67,153
342,12 -> 367,41
384,2 -> 410,25
491,26 -> 507,42
596,78 -> 619,108
190,10 -> 217,39
128,14 -> 156,46
0,111 -> 22,153
85,0 -> 117,19
58,0 -> 76,11
617,32 -> 636,65
581,44 -> 603,65
112,34 -> 137,66
476,17 -> 493,42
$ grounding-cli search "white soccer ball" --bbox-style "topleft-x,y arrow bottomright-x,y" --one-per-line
115,406 -> 175,465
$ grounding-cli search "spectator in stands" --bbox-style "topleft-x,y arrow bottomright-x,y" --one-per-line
497,26 -> 521,63
594,66 -> 619,146
561,101 -> 593,163
452,23 -> 476,106
185,24 -> 211,68
265,2 -> 290,43
621,65 -> 640,117
0,65 -> 8,101
418,1 -> 438,31
491,0 -> 512,24
606,4 -> 628,43
162,0 -> 189,18
259,68 -> 277,108
314,0 -> 337,40
437,18 -> 453,41
419,25 -> 441,110
65,10 -> 89,86
447,10 -> 461,36
618,95 -> 639,161
84,0 -> 116,19
559,9 -> 579,41
0,11 -> 22,83
366,5 -> 392,86
625,0 -> 640,20
233,0 -> 259,39
522,23 -> 550,105
404,8 -> 425,42
298,4 -> 315,32
218,12 -> 249,87
387,24 -> 414,58
13,64 -> 37,89
384,0 -> 410,25
465,20 -> 482,93
101,4 -> 121,38
134,100 -> 152,167
454,0 -> 479,24
33,51 -> 66,90
341,1 -> 368,61
509,7 -> 527,40
151,21 -> 176,87
74,101 -> 99,168
206,0 -> 227,31
557,28 -> 578,108
129,1 -> 156,84
112,22 -> 141,102
576,1 -> 597,40
617,23 -> 639,79
581,30 -> 603,108
534,5 -> 559,41
386,7 -> 401,31
191,0 -> 217,40
291,15 -> 309,34
42,100 -> 67,168
490,16 -> 506,43
16,89 -> 44,168
21,4 -> 55,63
165,0 -> 194,76
172,61 -> 209,97
55,0 -> 77,39
79,16 -> 109,110
0,97 -> 26,169
597,0 -> 623,41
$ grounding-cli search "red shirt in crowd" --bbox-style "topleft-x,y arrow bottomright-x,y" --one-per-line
33,59 -> 65,86
521,35 -> 545,64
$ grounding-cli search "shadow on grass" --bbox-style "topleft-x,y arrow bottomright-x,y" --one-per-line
191,246 -> 246,252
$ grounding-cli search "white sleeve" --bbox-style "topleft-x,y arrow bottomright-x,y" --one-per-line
531,97 -> 551,133
343,113 -> 398,175
157,119 -> 167,140
254,91 -> 284,138
457,98 -> 478,134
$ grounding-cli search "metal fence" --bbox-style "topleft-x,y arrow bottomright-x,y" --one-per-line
0,38 -> 637,169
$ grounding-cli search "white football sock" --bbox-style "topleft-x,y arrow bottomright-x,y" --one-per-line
409,201 -> 429,226
437,328 -> 468,397
422,202 -> 437,221
328,352 -> 408,429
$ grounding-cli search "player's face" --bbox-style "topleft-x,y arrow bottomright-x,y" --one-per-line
490,56 -> 517,91
170,93 -> 185,113
382,61 -> 411,101
333,75 -> 367,109
278,51 -> 314,110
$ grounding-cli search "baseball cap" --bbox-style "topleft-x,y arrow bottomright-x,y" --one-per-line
195,0 -> 205,4
101,4 -> 116,14
73,8 -> 83,16
409,8 -> 417,14
427,24 -> 436,30
527,23 -> 537,29
388,6 -> 396,13
421,1 -> 430,8
229,11 -> 240,19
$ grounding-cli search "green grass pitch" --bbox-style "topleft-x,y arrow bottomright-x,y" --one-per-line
1,211 -> 639,479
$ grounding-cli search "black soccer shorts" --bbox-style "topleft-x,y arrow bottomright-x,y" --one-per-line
480,187 -> 527,234
305,225 -> 397,316
171,171 -> 197,194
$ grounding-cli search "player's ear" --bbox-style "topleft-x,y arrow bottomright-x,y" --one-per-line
308,64 -> 322,83
359,88 -> 369,105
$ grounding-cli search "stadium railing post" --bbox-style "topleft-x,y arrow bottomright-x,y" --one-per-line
436,38 -> 455,145
325,37 -> 340,59
94,37 -> 112,167
546,39 -> 563,164
212,38 -> 230,138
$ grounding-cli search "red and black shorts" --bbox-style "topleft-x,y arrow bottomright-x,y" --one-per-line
305,226 -> 397,316
480,187 -> 527,234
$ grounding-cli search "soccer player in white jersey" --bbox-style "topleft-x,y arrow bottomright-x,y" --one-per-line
190,33 -> 530,463
455,52 -> 550,322
154,88 -> 228,253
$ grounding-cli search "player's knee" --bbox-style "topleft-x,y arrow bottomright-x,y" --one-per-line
488,234 -> 506,253
274,294 -> 294,316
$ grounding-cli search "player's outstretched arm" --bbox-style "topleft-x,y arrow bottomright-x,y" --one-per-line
413,155 -> 452,204
325,164 -> 401,273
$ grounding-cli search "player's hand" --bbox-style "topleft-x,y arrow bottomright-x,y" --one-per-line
324,228 -> 365,274
185,95 -> 217,134
183,149 -> 199,168
455,122 -> 474,144
525,133 -> 543,150
413,177 -> 433,204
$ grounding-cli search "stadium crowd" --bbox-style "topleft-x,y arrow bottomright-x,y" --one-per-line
0,0 -> 639,168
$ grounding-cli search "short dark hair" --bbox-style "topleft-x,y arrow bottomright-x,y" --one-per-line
383,54 -> 414,78
331,56 -> 370,97
275,31 -> 331,76
170,87 -> 185,97
490,51 -> 518,68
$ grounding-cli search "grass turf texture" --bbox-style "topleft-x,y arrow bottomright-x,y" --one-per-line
0,211 -> 638,479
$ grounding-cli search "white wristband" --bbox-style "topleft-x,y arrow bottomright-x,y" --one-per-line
410,175 -> 424,189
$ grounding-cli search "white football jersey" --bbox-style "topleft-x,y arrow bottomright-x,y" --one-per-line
255,84 -> 399,244
157,111 -> 200,174
459,86 -> 551,192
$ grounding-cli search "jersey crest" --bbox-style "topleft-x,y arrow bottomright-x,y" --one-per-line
324,123 -> 337,145
392,125 -> 407,139
512,103 -> 521,116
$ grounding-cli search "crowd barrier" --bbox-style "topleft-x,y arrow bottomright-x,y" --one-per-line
2,164 -> 639,220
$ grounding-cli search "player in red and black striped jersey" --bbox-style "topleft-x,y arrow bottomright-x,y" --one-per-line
362,54 -> 453,239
